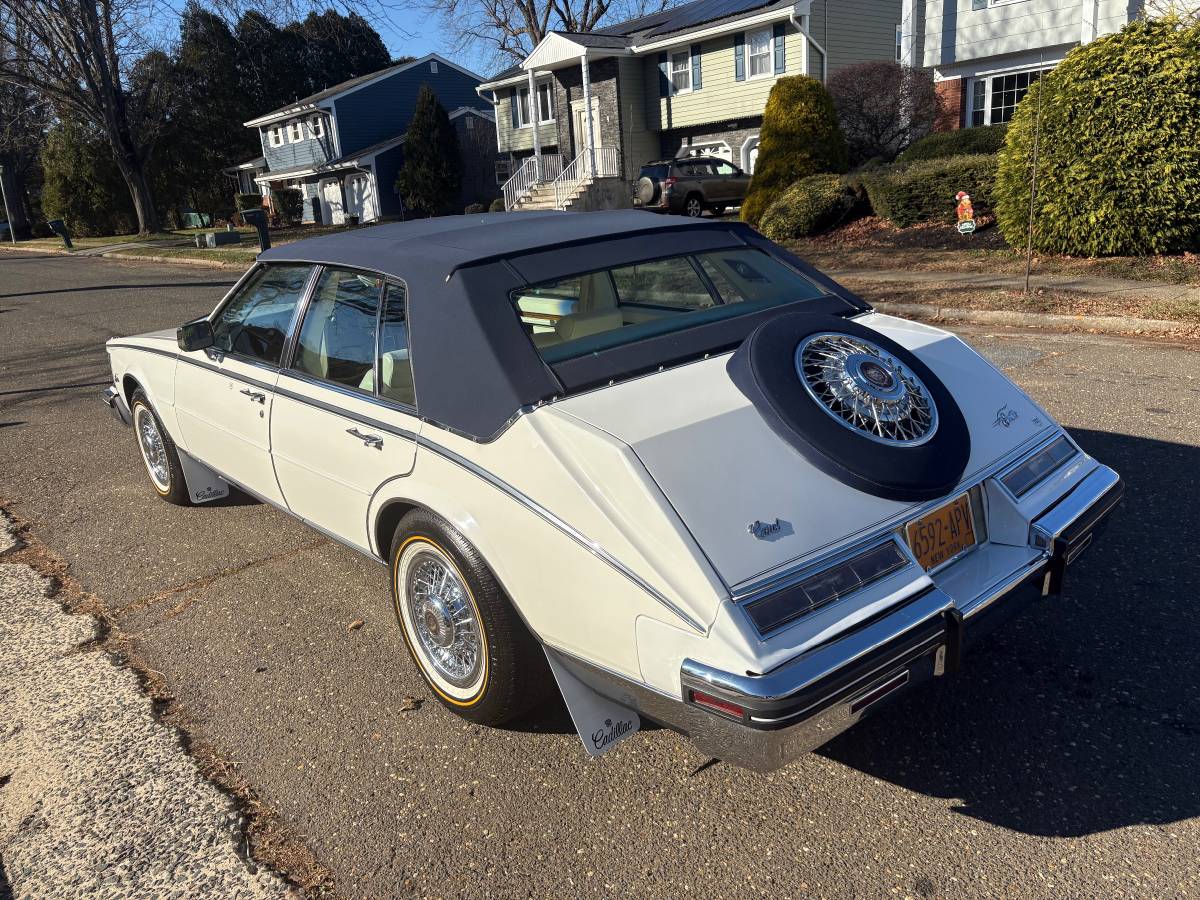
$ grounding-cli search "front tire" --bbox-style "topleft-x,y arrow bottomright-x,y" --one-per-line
389,509 -> 547,725
684,194 -> 704,218
130,389 -> 190,506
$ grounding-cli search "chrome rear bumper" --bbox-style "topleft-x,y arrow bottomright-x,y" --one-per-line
557,464 -> 1123,772
102,384 -> 132,426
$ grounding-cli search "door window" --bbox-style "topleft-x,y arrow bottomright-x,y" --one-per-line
292,267 -> 383,392
211,264 -> 312,365
712,160 -> 738,176
377,281 -> 417,407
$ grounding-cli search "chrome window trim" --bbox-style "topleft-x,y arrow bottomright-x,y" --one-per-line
208,262 -> 319,370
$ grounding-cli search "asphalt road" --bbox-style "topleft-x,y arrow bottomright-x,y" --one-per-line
2,252 -> 1198,899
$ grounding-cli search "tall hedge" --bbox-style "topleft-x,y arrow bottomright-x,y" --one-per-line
995,18 -> 1200,256
860,154 -> 997,227
741,76 -> 848,226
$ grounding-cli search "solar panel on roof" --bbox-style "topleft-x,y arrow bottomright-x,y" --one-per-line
643,0 -> 777,37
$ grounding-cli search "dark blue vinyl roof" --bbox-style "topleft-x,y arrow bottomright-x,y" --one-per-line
259,210 -> 723,279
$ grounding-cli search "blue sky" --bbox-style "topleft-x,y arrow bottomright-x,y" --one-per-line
373,8 -> 501,77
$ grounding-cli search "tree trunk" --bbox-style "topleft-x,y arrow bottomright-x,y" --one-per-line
111,150 -> 160,234
0,158 -> 30,239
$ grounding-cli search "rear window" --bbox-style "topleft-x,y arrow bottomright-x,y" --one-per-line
639,164 -> 670,181
511,247 -> 829,364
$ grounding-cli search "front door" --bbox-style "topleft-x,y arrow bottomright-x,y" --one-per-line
571,99 -> 602,156
174,264 -> 313,504
320,178 -> 345,225
271,268 -> 418,551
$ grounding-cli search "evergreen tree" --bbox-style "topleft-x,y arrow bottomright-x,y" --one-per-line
395,85 -> 463,217
291,10 -> 391,94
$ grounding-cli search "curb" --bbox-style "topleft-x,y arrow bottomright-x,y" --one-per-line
101,251 -> 249,269
873,300 -> 1191,336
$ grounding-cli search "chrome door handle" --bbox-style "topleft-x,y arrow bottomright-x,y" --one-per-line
239,388 -> 266,404
347,427 -> 383,449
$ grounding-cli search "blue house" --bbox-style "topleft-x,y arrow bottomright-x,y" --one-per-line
239,53 -> 495,223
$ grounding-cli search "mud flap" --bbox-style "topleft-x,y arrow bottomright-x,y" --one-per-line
544,650 -> 641,758
178,451 -> 230,504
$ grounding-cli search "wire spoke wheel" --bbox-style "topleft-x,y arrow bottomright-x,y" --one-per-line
796,333 -> 938,446
134,404 -> 171,492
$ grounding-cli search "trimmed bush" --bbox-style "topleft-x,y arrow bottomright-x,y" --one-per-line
741,76 -> 848,226
758,174 -> 861,241
488,197 -> 505,212
860,154 -> 997,227
464,202 -> 486,214
995,18 -> 1200,255
235,192 -> 263,211
898,125 -> 1007,162
271,188 -> 303,225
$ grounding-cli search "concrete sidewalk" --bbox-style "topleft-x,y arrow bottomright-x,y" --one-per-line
826,266 -> 1200,304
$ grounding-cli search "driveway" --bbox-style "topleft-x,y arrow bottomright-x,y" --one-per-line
2,254 -> 1198,898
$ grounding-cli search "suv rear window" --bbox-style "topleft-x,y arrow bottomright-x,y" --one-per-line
511,248 -> 829,364
639,164 -> 670,181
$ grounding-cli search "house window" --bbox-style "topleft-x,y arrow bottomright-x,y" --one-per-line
747,27 -> 773,79
287,120 -> 303,142
430,60 -> 439,73
895,25 -> 903,62
268,126 -> 284,148
307,116 -> 324,139
465,115 -> 475,131
670,50 -> 691,93
970,67 -> 1049,126
495,158 -> 513,185
537,82 -> 555,122
516,88 -> 531,127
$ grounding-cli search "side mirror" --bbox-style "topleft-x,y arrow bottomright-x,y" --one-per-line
177,317 -> 214,352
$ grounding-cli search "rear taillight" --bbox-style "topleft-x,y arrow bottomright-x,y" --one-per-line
691,690 -> 745,720
662,176 -> 677,191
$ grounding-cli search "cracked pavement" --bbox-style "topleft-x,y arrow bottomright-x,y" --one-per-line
1,253 -> 1198,898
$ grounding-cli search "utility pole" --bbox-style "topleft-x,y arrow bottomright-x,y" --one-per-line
0,165 -> 16,245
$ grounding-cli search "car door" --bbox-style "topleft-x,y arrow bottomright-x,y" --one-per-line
712,159 -> 750,204
271,268 -> 418,552
174,264 -> 314,505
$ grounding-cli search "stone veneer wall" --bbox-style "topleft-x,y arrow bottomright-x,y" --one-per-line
552,59 -> 623,166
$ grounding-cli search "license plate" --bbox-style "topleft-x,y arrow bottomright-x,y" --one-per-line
906,493 -> 977,571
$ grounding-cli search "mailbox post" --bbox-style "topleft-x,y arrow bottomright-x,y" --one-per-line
241,208 -> 271,252
47,219 -> 73,250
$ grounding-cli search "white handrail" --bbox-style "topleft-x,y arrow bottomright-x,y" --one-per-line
551,146 -> 620,210
502,153 -> 565,211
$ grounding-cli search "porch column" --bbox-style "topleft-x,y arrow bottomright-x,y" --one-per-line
527,67 -> 542,181
580,53 -> 596,175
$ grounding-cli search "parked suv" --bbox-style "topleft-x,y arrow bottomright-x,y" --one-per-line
633,156 -> 751,217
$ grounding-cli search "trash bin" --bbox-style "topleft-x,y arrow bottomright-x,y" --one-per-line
47,219 -> 73,250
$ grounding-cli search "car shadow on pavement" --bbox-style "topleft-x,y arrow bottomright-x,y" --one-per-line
816,427 -> 1199,838
0,852 -> 12,900
0,281 -> 237,301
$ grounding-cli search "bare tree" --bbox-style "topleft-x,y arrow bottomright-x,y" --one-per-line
431,0 -> 674,66
827,61 -> 937,165
0,1 -> 176,233
0,26 -> 50,238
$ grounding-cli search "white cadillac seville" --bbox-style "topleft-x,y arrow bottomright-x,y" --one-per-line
103,211 -> 1122,770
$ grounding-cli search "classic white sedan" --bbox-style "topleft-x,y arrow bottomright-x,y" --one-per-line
104,211 -> 1122,770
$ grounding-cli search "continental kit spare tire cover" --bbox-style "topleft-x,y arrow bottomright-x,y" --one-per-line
727,313 -> 970,503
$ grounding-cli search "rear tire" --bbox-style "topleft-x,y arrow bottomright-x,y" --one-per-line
389,508 -> 549,725
130,389 -> 191,506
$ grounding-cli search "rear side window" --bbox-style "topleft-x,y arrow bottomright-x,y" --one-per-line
376,281 -> 416,407
292,267 -> 382,392
640,164 -> 669,181
512,248 -> 828,363
211,264 -> 311,365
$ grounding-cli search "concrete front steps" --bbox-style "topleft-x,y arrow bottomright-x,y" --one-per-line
512,177 -> 628,212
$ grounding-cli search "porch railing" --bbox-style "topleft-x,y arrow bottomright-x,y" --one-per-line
502,152 -> 564,211
551,146 -> 621,210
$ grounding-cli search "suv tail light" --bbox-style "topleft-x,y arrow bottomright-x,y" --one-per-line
661,176 -> 677,191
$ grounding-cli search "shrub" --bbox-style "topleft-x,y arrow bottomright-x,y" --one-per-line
40,120 -> 138,237
860,154 -> 997,227
758,174 -> 862,241
899,125 -> 1008,162
741,76 -> 848,226
464,201 -> 486,214
995,18 -> 1200,255
235,192 -> 263,211
488,197 -> 506,212
271,188 -> 303,225
828,62 -> 937,165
